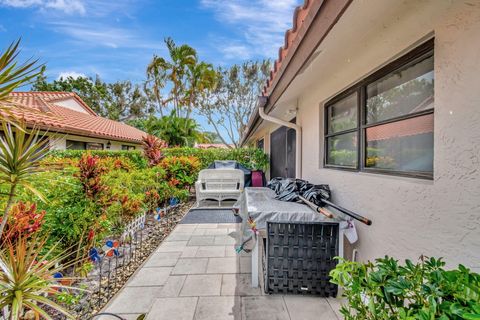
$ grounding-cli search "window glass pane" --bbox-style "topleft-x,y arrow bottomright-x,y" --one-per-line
327,132 -> 358,167
327,92 -> 357,133
86,142 -> 104,150
365,113 -> 433,173
66,140 -> 86,150
366,55 -> 434,124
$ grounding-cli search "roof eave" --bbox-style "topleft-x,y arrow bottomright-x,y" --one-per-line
241,0 -> 353,145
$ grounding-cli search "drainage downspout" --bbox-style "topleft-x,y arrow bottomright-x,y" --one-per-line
258,106 -> 302,179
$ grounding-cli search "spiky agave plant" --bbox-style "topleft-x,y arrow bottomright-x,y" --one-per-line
0,39 -> 44,105
0,122 -> 50,237
0,236 -> 81,319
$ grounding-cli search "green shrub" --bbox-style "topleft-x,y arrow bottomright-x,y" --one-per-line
162,147 -> 269,170
159,156 -> 201,189
48,147 -> 269,171
47,150 -> 148,168
330,256 -> 480,320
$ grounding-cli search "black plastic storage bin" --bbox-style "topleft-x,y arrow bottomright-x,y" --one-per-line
265,221 -> 339,296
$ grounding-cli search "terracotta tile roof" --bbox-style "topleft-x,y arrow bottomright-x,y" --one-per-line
2,92 -> 146,143
262,0 -> 314,96
195,143 -> 232,149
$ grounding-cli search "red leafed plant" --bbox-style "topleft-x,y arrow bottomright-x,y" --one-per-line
76,153 -> 107,199
1,201 -> 46,243
142,135 -> 168,167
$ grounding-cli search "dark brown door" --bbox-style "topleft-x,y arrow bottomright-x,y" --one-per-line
270,126 -> 296,178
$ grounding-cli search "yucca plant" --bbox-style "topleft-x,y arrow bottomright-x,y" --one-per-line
0,122 -> 50,237
0,235 -> 81,319
0,39 -> 44,105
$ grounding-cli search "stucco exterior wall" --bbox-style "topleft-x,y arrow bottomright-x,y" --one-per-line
299,2 -> 480,270
250,1 -> 480,270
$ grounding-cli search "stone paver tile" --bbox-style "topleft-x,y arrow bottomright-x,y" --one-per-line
156,240 -> 187,253
172,258 -> 208,275
203,228 -> 230,236
206,257 -> 239,274
188,236 -> 215,246
194,296 -> 241,320
284,296 -> 338,320
217,223 -> 239,229
127,267 -> 172,287
196,223 -> 217,228
221,274 -> 261,296
242,296 -> 290,320
195,246 -> 226,258
144,252 -> 181,268
239,256 -> 252,274
214,235 -> 236,245
326,297 -> 345,320
179,274 -> 222,296
147,297 -> 197,320
159,275 -> 186,297
191,228 -> 206,236
181,246 -> 199,258
166,233 -> 192,241
104,286 -> 163,314
173,225 -> 197,234
99,314 -> 143,320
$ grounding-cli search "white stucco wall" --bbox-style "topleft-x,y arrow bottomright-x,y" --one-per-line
251,1 -> 480,270
53,98 -> 90,114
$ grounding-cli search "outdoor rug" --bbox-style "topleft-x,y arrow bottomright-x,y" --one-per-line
180,209 -> 242,224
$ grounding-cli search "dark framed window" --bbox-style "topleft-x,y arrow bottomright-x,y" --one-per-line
122,145 -> 136,151
66,140 -> 86,150
324,39 -> 434,179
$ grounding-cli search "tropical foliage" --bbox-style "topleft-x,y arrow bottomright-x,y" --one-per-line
0,122 -> 50,238
0,236 -> 81,320
330,256 -> 480,320
145,37 -> 217,119
0,39 -> 44,104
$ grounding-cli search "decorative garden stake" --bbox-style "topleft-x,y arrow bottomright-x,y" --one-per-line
103,240 -> 120,257
89,248 -> 101,263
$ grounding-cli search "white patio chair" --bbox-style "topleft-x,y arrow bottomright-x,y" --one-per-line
195,169 -> 244,207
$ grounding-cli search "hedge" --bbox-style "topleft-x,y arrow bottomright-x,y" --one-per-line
47,147 -> 269,171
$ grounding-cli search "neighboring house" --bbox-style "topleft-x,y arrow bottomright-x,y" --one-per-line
3,92 -> 146,150
241,0 -> 479,270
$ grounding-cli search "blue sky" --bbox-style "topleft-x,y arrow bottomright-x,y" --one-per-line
0,0 -> 301,82
0,0 -> 301,138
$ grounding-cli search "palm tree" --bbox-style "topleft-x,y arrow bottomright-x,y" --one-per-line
145,38 -> 217,120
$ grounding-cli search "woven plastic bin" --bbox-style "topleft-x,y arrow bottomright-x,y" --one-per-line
265,221 -> 339,296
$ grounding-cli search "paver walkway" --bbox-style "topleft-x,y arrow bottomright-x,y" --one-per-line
103,221 -> 343,320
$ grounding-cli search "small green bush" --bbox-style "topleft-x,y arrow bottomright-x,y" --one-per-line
330,256 -> 480,320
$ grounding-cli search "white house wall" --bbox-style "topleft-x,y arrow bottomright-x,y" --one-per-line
250,1 -> 480,270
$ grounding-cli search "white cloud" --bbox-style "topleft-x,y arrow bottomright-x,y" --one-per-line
0,0 -> 85,14
201,0 -> 302,60
57,70 -> 86,79
0,24 -> 6,32
49,21 -> 164,50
